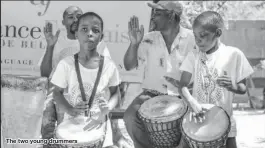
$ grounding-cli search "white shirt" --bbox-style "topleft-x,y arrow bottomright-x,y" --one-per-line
179,43 -> 254,137
38,32 -> 111,78
51,56 -> 121,146
137,26 -> 196,95
40,33 -> 113,146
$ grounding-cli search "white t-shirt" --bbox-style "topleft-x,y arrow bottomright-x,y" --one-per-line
38,32 -> 111,78
50,56 -> 121,146
179,43 -> 254,137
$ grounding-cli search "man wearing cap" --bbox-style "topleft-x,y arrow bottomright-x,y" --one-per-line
40,6 -> 114,148
123,1 -> 196,148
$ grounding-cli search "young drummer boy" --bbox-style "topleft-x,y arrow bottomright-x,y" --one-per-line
166,11 -> 254,148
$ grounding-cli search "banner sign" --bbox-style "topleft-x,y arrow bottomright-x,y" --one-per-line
1,1 -> 152,82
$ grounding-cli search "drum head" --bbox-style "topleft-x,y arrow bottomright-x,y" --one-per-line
182,105 -> 230,142
138,95 -> 187,122
56,118 -> 105,144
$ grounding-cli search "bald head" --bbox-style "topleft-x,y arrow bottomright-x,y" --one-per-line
62,6 -> 83,35
63,6 -> 83,19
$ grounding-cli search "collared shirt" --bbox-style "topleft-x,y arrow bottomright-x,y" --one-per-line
179,43 -> 254,137
137,26 -> 196,95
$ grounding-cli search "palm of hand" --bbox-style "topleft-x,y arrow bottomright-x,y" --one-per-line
45,32 -> 58,45
83,103 -> 109,130
128,16 -> 144,44
129,29 -> 143,43
44,22 -> 60,46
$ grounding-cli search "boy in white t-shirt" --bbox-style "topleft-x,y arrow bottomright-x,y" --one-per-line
166,11 -> 254,148
42,11 -> 120,148
42,10 -> 117,146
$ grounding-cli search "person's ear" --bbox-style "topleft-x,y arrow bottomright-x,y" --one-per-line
215,28 -> 222,37
168,12 -> 175,22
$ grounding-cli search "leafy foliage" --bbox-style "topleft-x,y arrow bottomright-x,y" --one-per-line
178,1 -> 265,29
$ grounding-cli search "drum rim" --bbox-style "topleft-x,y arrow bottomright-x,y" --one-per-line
54,119 -> 107,146
180,106 -> 231,143
138,95 -> 188,122
138,106 -> 188,124
54,135 -> 105,147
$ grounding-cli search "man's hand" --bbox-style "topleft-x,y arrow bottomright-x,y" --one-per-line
128,16 -> 144,45
164,76 -> 181,88
44,22 -> 60,47
164,76 -> 193,91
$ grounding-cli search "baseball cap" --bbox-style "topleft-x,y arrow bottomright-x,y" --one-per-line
147,1 -> 183,16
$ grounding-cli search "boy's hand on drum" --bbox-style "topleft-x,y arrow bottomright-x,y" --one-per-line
83,117 -> 103,131
83,102 -> 109,130
190,108 -> 208,123
99,102 -> 110,116
189,99 -> 207,123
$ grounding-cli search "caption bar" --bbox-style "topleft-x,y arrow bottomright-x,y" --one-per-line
5,138 -> 78,145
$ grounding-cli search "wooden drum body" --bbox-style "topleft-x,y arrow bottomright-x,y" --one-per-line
1,75 -> 48,148
138,95 -> 188,148
181,104 -> 231,148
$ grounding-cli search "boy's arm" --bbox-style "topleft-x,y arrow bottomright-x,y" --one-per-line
107,63 -> 122,111
52,85 -> 72,110
179,71 -> 193,102
108,86 -> 120,111
217,76 -> 248,94
179,72 -> 204,115
217,50 -> 254,94
50,60 -> 75,113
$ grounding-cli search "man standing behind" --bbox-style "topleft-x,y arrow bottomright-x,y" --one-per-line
123,1 -> 196,148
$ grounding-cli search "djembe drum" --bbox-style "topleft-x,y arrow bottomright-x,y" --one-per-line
181,104 -> 231,148
138,95 -> 188,148
54,116 -> 107,148
1,75 -> 48,148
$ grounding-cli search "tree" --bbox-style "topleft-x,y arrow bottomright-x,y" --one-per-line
179,1 -> 265,29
